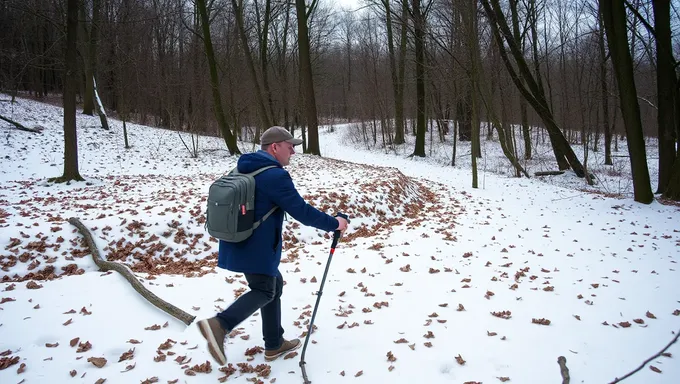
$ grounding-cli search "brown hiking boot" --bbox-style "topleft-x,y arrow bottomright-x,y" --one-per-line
264,338 -> 301,361
197,317 -> 227,365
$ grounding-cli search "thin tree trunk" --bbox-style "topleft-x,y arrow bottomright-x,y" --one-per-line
482,0 -> 586,177
467,0 -> 479,187
598,9 -> 613,165
600,0 -> 653,203
652,0 -> 677,194
232,0 -> 273,136
79,0 -> 95,115
51,0 -> 83,183
93,76 -> 109,130
663,154 -> 680,200
510,0 -> 531,159
195,0 -> 240,155
412,0 -> 426,157
296,0 -> 320,155
384,0 -> 405,145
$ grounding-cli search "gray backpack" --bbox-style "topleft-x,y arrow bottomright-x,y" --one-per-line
206,165 -> 278,242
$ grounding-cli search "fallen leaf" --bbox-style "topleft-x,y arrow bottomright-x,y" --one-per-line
646,311 -> 656,319
94,379 -> 106,384
121,363 -> 135,372
17,362 -> 26,374
455,354 -> 466,365
650,366 -> 662,373
45,342 -> 59,348
63,318 -> 73,326
70,337 -> 79,347
77,341 -> 92,353
70,370 -> 77,377
87,357 -> 107,368
355,370 -> 363,377
118,348 -> 135,362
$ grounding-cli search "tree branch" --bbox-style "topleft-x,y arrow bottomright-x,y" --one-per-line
0,114 -> 43,133
609,329 -> 680,383
69,217 -> 196,326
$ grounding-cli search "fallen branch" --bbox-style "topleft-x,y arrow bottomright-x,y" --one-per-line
557,356 -> 570,384
534,171 -> 565,176
609,329 -> 680,383
0,114 -> 43,133
68,217 -> 196,326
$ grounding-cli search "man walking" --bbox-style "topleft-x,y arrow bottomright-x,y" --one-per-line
198,126 -> 349,365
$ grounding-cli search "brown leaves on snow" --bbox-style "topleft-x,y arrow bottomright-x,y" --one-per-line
118,348 -> 135,362
491,311 -> 512,319
87,357 -> 107,368
532,318 -> 551,326
0,355 -> 20,370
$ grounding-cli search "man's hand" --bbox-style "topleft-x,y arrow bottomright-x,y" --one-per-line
336,216 -> 349,233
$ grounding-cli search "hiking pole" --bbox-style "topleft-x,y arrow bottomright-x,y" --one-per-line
300,214 -> 349,384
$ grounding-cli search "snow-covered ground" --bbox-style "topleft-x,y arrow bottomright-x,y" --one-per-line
1,95 -> 679,384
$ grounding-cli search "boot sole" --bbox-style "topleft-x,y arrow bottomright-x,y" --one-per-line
197,319 -> 227,366
264,340 -> 302,362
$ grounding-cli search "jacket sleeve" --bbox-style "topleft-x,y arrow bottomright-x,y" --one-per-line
264,169 -> 339,232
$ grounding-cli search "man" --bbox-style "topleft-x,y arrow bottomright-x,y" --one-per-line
198,126 -> 349,365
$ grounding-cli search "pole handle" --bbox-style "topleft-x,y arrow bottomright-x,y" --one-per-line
332,213 -> 350,249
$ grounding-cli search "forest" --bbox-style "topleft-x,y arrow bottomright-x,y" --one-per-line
0,0 -> 679,203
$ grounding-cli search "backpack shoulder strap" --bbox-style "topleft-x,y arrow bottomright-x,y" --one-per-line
248,165 -> 277,177
247,165 -> 279,228
253,206 -> 278,230
229,165 -> 277,177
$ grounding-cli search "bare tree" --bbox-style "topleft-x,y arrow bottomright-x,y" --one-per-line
411,0 -> 428,157
231,0 -> 274,137
650,0 -> 677,194
481,0 -> 588,180
195,0 -> 241,155
600,0 -> 653,203
50,0 -> 83,183
295,0 -> 321,155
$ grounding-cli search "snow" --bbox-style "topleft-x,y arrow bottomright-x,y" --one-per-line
1,94 -> 679,384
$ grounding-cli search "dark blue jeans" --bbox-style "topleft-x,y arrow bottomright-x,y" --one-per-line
216,270 -> 285,350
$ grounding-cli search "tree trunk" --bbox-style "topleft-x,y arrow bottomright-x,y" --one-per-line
232,0 -> 273,136
652,0 -> 677,194
663,154 -> 680,200
598,9 -> 613,165
52,0 -> 83,183
482,0 -> 584,177
93,76 -> 109,129
384,0 -> 407,145
79,1 -> 95,115
509,0 -> 531,159
69,217 -> 196,325
384,0 -> 404,145
296,0 -> 320,155
412,0 -> 426,157
195,0 -> 240,155
0,114 -> 43,133
467,0 -> 479,186
600,0 -> 653,203
395,0 -> 408,145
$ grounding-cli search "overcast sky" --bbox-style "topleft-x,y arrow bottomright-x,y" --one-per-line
333,0 -> 362,11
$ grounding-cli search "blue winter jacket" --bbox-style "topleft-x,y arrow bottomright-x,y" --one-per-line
217,150 -> 339,276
